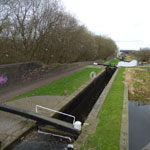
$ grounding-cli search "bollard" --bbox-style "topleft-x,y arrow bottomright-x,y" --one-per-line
67,144 -> 73,150
73,121 -> 82,131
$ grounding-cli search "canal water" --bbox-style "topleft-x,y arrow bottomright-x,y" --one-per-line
129,100 -> 150,150
10,131 -> 72,150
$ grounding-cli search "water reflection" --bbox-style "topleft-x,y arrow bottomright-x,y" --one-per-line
11,131 -> 72,150
129,100 -> 150,150
117,60 -> 137,67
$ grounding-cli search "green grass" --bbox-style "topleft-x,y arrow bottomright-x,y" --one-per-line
11,68 -> 102,100
101,60 -> 107,64
107,58 -> 120,66
101,58 -> 120,66
80,67 -> 125,150
139,67 -> 150,69
124,56 -> 132,62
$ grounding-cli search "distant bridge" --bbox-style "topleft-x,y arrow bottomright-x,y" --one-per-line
120,50 -> 136,54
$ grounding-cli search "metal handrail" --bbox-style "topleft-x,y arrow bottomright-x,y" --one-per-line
38,130 -> 72,142
35,105 -> 76,124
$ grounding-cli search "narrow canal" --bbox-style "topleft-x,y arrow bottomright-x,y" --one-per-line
8,67 -> 116,150
54,67 -> 116,123
129,100 -> 150,150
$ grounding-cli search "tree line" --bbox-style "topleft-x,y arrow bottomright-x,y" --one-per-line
134,48 -> 150,62
0,0 -> 118,65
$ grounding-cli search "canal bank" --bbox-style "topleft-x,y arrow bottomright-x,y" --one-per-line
124,66 -> 150,150
0,66 -> 103,149
120,85 -> 128,150
0,66 -> 121,150
79,67 -> 126,150
74,68 -> 119,150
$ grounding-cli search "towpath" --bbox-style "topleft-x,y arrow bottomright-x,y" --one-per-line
0,65 -> 86,103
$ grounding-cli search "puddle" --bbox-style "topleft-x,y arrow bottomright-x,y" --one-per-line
129,100 -> 150,150
117,60 -> 137,67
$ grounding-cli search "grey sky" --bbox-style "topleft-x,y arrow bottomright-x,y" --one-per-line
62,0 -> 150,50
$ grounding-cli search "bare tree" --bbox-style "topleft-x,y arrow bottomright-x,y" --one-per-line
0,0 -> 118,65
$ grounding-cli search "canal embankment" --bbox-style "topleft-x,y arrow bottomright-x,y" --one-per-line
0,65 -> 128,150
0,62 -> 92,102
0,62 -> 130,150
0,67 -> 104,149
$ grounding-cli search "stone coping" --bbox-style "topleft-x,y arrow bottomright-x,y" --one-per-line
120,85 -> 129,150
51,69 -> 105,116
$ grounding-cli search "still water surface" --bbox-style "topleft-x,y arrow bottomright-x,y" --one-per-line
129,100 -> 150,150
11,132 -> 71,150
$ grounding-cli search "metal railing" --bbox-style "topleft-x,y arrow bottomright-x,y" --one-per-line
35,105 -> 76,124
38,130 -> 72,142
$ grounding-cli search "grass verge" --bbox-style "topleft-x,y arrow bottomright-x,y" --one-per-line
11,68 -> 102,100
125,68 -> 150,104
124,56 -> 133,62
107,58 -> 120,66
80,67 -> 125,150
101,58 -> 119,66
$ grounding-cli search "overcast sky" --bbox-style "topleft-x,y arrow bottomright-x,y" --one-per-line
62,0 -> 150,50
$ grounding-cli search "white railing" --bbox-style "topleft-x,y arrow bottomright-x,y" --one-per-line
35,105 -> 76,124
38,130 -> 72,142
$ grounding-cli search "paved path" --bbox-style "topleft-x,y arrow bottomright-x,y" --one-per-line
6,96 -> 66,117
0,111 -> 34,150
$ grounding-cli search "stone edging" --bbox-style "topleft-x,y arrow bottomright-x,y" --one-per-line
120,85 -> 129,150
74,68 -> 119,149
55,69 -> 106,114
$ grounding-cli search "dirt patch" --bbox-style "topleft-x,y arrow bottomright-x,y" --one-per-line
125,68 -> 150,104
124,68 -> 134,94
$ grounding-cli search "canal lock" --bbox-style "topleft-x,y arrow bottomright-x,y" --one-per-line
8,66 -> 117,150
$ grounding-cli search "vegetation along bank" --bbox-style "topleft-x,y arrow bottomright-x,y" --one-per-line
10,67 -> 102,100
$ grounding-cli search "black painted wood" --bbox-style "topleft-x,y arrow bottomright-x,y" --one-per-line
0,104 -> 80,135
